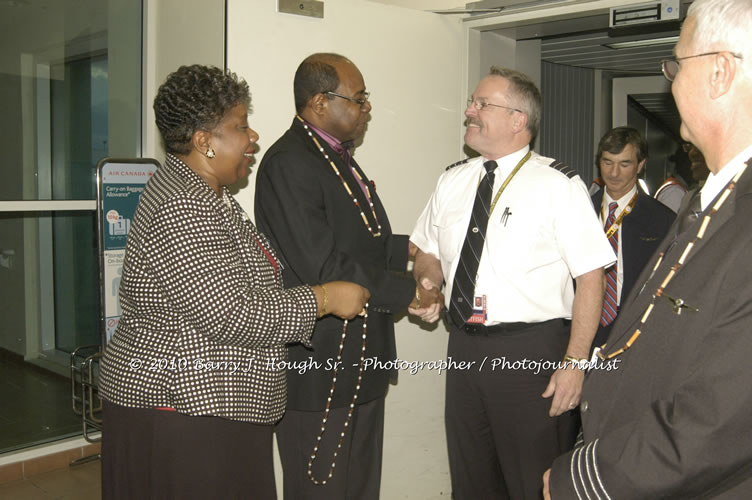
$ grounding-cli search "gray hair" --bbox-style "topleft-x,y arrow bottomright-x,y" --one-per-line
687,0 -> 752,70
488,66 -> 542,141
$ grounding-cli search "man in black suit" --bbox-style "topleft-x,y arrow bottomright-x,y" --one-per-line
590,127 -> 675,350
255,53 -> 439,500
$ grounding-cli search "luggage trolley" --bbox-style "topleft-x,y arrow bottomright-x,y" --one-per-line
69,345 -> 103,465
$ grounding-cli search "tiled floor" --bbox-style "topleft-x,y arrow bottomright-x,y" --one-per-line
0,459 -> 100,499
0,350 -> 83,454
0,349 -> 100,497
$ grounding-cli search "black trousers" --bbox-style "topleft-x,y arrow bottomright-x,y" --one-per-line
275,397 -> 385,500
445,320 -> 579,500
102,401 -> 276,499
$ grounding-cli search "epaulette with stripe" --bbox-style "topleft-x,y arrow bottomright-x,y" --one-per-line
548,159 -> 577,179
445,158 -> 470,171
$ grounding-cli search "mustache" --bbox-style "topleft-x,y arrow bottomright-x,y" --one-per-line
466,118 -> 482,127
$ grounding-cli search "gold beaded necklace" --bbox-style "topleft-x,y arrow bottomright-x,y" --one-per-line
307,306 -> 369,485
598,159 -> 750,359
297,115 -> 382,237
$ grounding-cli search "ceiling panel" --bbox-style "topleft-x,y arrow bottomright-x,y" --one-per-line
490,11 -> 686,136
539,25 -> 681,135
540,29 -> 679,74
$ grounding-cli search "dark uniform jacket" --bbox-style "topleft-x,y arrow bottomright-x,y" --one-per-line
551,159 -> 752,498
591,186 -> 675,347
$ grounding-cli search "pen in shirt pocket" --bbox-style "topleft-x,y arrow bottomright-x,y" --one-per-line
500,206 -> 512,226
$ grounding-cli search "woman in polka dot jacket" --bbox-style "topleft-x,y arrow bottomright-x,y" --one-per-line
99,65 -> 369,499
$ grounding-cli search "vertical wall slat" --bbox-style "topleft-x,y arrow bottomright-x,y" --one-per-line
539,61 -> 595,185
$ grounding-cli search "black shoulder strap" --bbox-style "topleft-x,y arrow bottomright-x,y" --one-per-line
445,158 -> 470,171
548,159 -> 577,179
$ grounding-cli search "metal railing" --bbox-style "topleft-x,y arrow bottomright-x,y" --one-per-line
70,345 -> 103,465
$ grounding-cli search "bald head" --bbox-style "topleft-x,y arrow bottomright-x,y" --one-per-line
293,53 -> 353,113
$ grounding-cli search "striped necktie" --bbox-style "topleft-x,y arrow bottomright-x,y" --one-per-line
600,201 -> 619,327
449,160 -> 497,326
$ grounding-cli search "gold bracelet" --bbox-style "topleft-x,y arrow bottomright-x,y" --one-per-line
414,285 -> 421,307
320,284 -> 328,316
563,354 -> 588,370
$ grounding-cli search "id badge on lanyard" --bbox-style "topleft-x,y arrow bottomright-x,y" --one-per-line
467,295 -> 488,324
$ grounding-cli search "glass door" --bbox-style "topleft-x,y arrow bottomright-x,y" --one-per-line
0,0 -> 142,453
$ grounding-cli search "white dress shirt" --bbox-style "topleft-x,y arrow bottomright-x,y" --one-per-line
411,147 -> 615,324
700,144 -> 752,210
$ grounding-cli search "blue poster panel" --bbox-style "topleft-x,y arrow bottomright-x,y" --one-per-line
97,158 -> 160,343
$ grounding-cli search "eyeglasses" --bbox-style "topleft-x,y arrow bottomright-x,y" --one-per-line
325,91 -> 370,106
661,51 -> 743,81
466,98 -> 522,113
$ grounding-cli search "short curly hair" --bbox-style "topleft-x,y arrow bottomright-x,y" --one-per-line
153,65 -> 251,155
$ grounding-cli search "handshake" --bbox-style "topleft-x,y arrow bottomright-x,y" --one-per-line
407,241 -> 445,323
313,242 -> 445,323
407,278 -> 444,323
314,276 -> 444,323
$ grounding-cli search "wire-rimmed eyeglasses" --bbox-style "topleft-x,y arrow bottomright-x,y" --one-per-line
661,51 -> 743,81
466,98 -> 523,113
325,91 -> 370,106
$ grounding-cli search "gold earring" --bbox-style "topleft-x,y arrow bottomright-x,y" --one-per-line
206,148 -> 216,158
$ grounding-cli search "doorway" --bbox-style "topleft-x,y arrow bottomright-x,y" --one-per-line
460,0 -> 688,185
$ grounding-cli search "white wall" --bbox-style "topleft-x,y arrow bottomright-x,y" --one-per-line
226,1 -> 463,497
142,0 -> 226,160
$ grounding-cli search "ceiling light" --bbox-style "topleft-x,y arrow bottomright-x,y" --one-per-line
604,36 -> 680,49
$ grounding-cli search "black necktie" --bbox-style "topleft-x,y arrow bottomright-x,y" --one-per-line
449,160 -> 498,326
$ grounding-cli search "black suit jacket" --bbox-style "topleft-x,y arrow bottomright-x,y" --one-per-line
255,118 -> 415,411
551,160 -> 752,498
591,187 -> 675,347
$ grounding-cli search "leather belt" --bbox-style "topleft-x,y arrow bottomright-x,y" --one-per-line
450,316 -> 566,336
